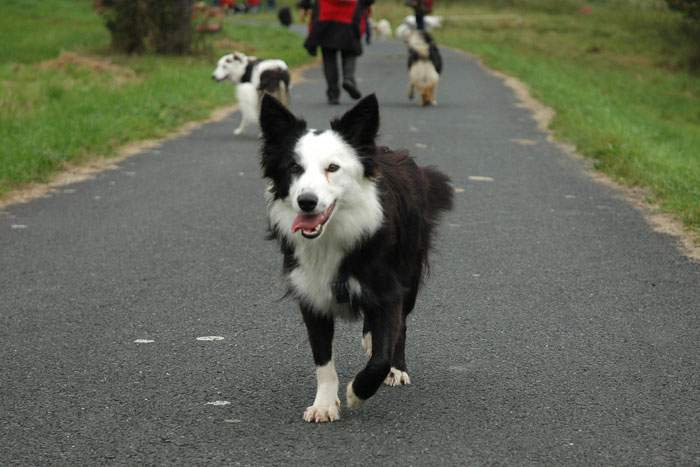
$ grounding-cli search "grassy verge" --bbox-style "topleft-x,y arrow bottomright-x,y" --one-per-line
375,0 -> 700,236
0,0 -> 310,197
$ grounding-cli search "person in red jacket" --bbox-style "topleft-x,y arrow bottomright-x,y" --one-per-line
299,0 -> 373,105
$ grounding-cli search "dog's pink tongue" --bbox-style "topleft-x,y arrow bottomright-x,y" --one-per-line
292,213 -> 324,233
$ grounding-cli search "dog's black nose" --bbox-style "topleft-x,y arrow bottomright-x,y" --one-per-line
297,193 -> 318,213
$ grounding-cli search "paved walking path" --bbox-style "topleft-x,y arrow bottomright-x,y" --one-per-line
1,33 -> 699,465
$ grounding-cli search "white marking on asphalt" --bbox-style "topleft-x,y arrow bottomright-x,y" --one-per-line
134,339 -> 154,343
11,224 -> 27,229
124,171 -> 136,176
565,195 -> 576,199
63,188 -> 76,194
207,400 -> 231,406
238,172 -> 245,176
415,143 -> 428,149
94,196 -> 101,200
224,419 -> 241,423
468,176 -> 494,182
410,126 -> 418,132
454,187 -> 465,193
511,138 -> 537,146
196,336 -> 225,341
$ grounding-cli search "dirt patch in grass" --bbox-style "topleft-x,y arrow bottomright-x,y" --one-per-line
213,38 -> 257,56
36,52 -> 139,86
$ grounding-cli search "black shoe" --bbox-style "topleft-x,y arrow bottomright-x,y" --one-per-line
342,82 -> 362,100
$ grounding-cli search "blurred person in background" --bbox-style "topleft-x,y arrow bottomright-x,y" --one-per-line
299,0 -> 373,105
406,0 -> 433,31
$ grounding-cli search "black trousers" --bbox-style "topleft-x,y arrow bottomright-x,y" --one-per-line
321,48 -> 357,101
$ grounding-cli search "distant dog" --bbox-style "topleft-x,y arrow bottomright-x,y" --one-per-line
278,6 -> 292,27
371,18 -> 392,39
406,30 -> 442,106
259,94 -> 453,422
212,52 -> 290,135
403,14 -> 443,31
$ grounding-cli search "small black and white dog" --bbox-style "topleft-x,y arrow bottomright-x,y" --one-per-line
406,30 -> 443,106
259,94 -> 453,422
212,52 -> 290,135
278,6 -> 292,27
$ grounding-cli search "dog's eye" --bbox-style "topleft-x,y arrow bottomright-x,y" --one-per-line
226,58 -> 232,63
290,162 -> 303,174
326,163 -> 340,173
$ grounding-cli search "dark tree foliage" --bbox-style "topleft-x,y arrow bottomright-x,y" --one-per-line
667,0 -> 700,69
147,0 -> 194,55
667,0 -> 700,20
96,0 -> 194,55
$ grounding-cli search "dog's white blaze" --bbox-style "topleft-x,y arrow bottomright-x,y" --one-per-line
268,130 -> 383,314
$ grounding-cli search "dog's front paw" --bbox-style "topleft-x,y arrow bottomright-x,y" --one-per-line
303,399 -> 340,423
346,380 -> 365,409
384,367 -> 411,386
233,128 -> 244,136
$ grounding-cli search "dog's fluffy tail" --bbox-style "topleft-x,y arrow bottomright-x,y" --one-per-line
259,68 -> 290,108
273,80 -> 290,108
422,166 -> 454,217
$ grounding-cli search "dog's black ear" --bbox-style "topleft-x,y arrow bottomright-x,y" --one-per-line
331,94 -> 379,152
260,93 -> 304,141
259,94 -> 307,195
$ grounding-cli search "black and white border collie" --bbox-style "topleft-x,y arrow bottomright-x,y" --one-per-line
259,94 -> 453,423
212,52 -> 290,135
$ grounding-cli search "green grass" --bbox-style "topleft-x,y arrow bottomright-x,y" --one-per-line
0,0 -> 311,195
376,0 -> 700,235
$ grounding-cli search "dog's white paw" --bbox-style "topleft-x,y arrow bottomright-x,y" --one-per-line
346,380 -> 364,409
361,333 -> 372,358
234,128 -> 243,136
303,398 -> 340,423
384,367 -> 411,386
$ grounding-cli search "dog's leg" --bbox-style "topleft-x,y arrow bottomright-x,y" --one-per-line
347,301 -> 401,408
430,83 -> 438,105
386,273 -> 419,386
301,306 -> 340,423
361,316 -> 372,358
234,118 -> 248,136
408,83 -> 415,101
421,86 -> 433,107
385,319 -> 411,386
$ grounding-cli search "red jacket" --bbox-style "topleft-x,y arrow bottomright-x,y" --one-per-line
302,0 -> 372,56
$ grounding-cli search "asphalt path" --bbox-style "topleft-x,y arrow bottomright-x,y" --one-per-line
1,33 -> 699,466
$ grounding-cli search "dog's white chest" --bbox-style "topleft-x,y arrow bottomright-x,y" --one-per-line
288,243 -> 350,314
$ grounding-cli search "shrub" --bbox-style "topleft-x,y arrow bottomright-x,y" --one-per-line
95,0 -> 193,55
666,0 -> 700,19
666,0 -> 700,68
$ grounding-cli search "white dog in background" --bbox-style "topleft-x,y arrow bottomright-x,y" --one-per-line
395,15 -> 443,39
212,52 -> 290,136
371,18 -> 392,39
